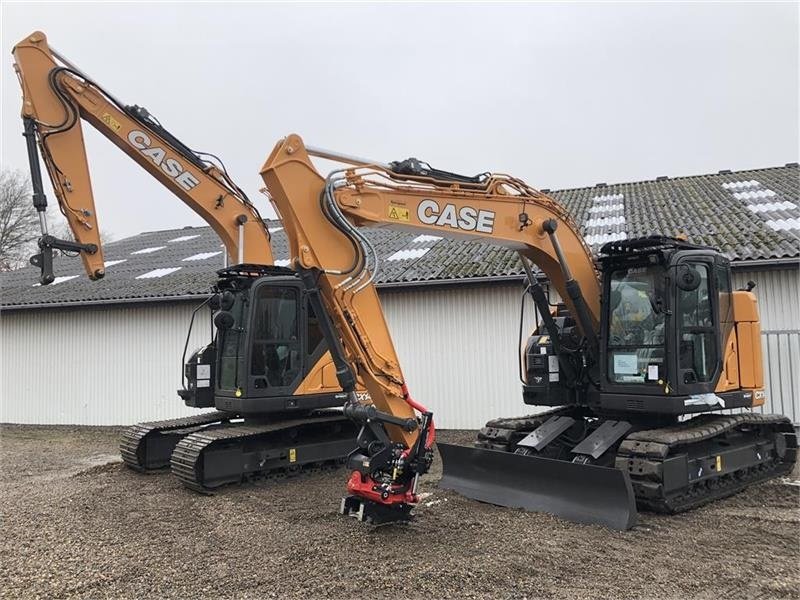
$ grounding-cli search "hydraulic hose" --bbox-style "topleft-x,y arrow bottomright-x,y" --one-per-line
400,383 -> 435,451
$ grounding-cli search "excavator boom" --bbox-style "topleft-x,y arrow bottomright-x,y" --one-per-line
13,31 -> 272,283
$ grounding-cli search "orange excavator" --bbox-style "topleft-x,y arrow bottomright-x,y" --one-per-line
257,135 -> 796,528
12,31 -> 360,491
15,32 -> 796,529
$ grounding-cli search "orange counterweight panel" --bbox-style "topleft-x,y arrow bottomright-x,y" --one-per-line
731,291 -> 765,395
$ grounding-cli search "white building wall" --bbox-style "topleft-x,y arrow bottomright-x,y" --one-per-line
1,267 -> 797,427
381,283 -> 538,429
0,303 -> 211,425
732,267 -> 800,422
0,284 -> 537,428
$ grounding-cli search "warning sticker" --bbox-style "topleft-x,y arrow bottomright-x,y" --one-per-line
289,448 -> 297,463
101,113 -> 121,132
388,206 -> 410,221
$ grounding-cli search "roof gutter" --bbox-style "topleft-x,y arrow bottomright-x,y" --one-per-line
375,274 -> 529,290
0,293 -> 210,312
730,257 -> 799,270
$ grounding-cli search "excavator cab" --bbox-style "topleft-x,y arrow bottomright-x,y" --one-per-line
127,266 -> 360,486
594,237 -> 752,413
210,266 -> 345,414
521,237 -> 750,415
180,265 -> 348,416
441,236 -> 795,531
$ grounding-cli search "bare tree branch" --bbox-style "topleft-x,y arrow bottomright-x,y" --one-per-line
0,168 -> 115,272
0,169 -> 39,271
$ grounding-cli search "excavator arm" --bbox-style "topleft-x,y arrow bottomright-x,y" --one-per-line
260,133 -> 603,523
12,31 -> 272,284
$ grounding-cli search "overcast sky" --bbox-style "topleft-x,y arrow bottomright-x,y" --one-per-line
2,2 -> 797,240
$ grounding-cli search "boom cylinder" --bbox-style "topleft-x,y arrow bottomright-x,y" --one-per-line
542,219 -> 599,360
298,268 -> 357,394
518,253 -> 577,383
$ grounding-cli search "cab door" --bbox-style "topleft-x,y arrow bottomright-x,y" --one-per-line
246,279 -> 305,398
673,257 -> 722,395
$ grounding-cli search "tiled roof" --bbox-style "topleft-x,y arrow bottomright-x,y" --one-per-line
1,164 -> 798,309
548,164 -> 799,262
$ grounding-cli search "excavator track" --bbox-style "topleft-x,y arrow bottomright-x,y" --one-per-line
616,413 -> 798,513
170,410 -> 359,492
120,411 -> 235,471
474,407 -> 572,451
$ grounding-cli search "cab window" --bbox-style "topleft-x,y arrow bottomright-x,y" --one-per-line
607,265 -> 667,384
250,287 -> 301,388
677,263 -> 717,383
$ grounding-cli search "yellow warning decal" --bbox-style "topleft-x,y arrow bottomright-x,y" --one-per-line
289,448 -> 297,463
715,455 -> 722,471
101,113 -> 121,132
388,206 -> 410,221
539,336 -> 550,345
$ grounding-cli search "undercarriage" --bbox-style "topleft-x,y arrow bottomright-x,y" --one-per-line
442,407 -> 797,527
120,411 -> 359,492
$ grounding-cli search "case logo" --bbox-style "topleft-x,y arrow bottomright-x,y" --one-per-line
128,130 -> 200,191
417,199 -> 495,233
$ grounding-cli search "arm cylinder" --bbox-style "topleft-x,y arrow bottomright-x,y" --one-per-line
22,118 -> 48,231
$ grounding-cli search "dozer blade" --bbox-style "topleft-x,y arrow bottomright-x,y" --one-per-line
437,443 -> 638,531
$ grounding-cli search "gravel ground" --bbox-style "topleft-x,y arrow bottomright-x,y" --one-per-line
1,424 -> 798,599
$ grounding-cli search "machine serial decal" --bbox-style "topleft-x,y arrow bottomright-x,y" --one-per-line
417,199 -> 495,233
127,130 -> 200,191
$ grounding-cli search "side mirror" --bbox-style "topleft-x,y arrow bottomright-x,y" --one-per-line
220,291 -> 235,310
677,266 -> 701,292
214,310 -> 235,330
